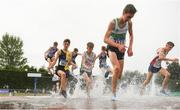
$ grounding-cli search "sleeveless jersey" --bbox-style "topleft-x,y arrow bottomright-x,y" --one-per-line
81,51 -> 96,72
110,18 -> 128,44
72,53 -> 78,62
99,52 -> 107,66
150,48 -> 168,68
58,49 -> 71,70
48,47 -> 58,57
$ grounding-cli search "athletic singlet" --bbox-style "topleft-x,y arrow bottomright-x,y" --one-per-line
150,48 -> 168,68
72,53 -> 78,62
48,47 -> 58,57
99,52 -> 107,66
110,18 -> 128,44
81,51 -> 96,72
58,49 -> 71,70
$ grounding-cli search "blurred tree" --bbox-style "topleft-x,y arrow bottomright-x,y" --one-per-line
38,66 -> 48,74
155,62 -> 180,91
19,65 -> 38,73
167,62 -> 180,80
0,33 -> 27,70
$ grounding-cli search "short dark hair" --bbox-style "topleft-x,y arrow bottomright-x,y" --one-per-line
167,41 -> 175,47
74,48 -> 78,52
123,4 -> 137,14
53,41 -> 58,46
87,42 -> 94,49
101,46 -> 106,51
63,38 -> 70,44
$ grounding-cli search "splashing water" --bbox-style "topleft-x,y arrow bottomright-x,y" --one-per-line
70,71 -> 162,99
0,70 -> 180,109
150,74 -> 158,96
71,71 -> 108,99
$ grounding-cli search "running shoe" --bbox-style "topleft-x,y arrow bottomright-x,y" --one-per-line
160,90 -> 169,96
111,95 -> 117,101
111,93 -> 117,101
104,71 -> 109,78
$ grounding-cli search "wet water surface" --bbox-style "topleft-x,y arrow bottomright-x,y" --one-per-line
0,95 -> 180,109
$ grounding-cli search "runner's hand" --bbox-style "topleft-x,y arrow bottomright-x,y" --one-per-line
127,47 -> 133,57
173,58 -> 179,63
117,44 -> 126,53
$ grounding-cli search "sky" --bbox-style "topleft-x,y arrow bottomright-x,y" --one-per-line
0,0 -> 179,73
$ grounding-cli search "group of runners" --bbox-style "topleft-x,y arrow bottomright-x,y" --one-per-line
44,4 -> 179,101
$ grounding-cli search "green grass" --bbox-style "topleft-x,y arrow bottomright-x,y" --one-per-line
171,92 -> 180,96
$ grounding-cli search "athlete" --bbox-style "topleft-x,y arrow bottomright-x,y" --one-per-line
96,46 -> 112,78
141,41 -> 179,95
44,41 -> 58,74
49,39 -> 72,98
80,42 -> 96,98
71,48 -> 82,73
104,4 -> 137,100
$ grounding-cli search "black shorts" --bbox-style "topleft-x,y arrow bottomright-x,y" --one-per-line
55,65 -> 70,78
107,45 -> 125,60
45,55 -> 53,61
80,68 -> 92,77
52,80 -> 59,85
148,65 -> 161,73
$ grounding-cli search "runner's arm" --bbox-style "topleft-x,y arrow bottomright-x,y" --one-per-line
128,20 -> 133,50
158,49 -> 177,62
77,53 -> 82,56
92,54 -> 97,68
70,62 -> 76,66
44,47 -> 51,58
104,20 -> 126,52
127,21 -> 134,56
82,54 -> 89,69
104,21 -> 118,47
49,50 -> 61,68
95,53 -> 101,61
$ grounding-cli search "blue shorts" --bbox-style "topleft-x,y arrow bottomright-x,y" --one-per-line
148,65 -> 161,73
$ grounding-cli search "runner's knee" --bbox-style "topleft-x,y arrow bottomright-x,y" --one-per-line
165,72 -> 171,78
144,79 -> 150,85
114,66 -> 120,73
60,72 -> 66,78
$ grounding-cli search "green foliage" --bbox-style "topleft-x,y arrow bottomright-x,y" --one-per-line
0,33 -> 52,91
167,62 -> 180,80
25,65 -> 38,73
0,70 -> 52,90
168,79 -> 180,92
0,33 -> 27,70
38,66 -> 48,74
19,65 -> 48,73
155,76 -> 180,91
155,62 -> 180,91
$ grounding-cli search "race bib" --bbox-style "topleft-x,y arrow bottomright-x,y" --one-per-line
59,59 -> 67,66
